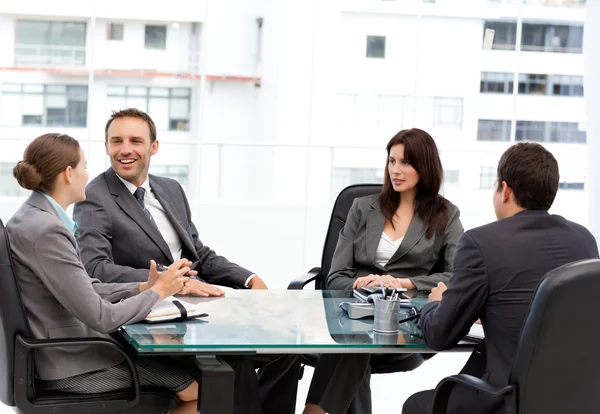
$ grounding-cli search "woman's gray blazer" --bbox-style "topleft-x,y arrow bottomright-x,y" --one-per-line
326,194 -> 463,291
7,192 -> 159,380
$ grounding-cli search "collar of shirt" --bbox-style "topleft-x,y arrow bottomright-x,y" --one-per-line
115,172 -> 151,195
38,191 -> 78,235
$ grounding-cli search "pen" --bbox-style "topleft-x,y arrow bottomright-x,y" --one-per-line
157,264 -> 193,277
380,278 -> 386,300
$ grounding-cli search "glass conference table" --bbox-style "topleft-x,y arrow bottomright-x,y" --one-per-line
119,290 -> 478,413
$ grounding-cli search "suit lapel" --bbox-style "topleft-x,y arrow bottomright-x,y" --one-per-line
366,200 -> 386,268
105,168 -> 173,261
387,213 -> 427,266
149,178 -> 197,258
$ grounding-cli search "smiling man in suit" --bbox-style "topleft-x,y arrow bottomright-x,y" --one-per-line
73,108 -> 301,414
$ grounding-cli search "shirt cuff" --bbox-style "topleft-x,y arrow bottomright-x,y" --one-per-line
245,274 -> 257,288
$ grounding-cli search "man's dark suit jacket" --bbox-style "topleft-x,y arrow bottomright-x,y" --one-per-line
419,209 -> 599,413
73,168 -> 252,288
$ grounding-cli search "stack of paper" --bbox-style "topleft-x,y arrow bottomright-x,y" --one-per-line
145,296 -> 198,322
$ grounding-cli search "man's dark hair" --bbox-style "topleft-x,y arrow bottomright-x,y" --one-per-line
105,108 -> 157,143
496,142 -> 559,210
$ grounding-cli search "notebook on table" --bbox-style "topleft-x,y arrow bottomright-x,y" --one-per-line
144,296 -> 208,323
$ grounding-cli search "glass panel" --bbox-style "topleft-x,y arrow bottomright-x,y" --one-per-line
50,21 -> 86,46
148,97 -> 169,131
16,20 -> 51,45
107,85 -> 126,96
150,165 -> 191,193
23,84 -> 44,93
145,25 -> 167,49
483,21 -> 516,50
169,98 -> 190,131
21,95 -> 44,116
0,162 -> 29,197
108,23 -> 124,41
127,87 -> 148,97
1,84 -> 21,93
478,120 -> 511,141
107,96 -> 127,115
171,88 -> 191,97
150,87 -> 169,97
46,85 -> 67,94
0,95 -> 22,127
366,35 -> 386,58
219,146 -> 274,200
126,97 -> 148,112
46,94 -> 67,108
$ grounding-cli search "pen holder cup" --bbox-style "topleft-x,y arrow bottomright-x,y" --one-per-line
373,298 -> 402,333
373,331 -> 400,345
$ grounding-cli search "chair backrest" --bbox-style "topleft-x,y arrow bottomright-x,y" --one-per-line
317,184 -> 382,289
510,259 -> 600,413
0,219 -> 33,407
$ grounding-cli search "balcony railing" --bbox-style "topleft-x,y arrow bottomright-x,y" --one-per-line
14,44 -> 86,66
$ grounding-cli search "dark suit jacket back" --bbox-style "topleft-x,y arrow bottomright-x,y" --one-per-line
419,210 -> 599,412
73,168 -> 252,288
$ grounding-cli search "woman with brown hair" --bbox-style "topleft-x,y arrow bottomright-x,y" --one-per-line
7,133 -> 199,414
304,128 -> 464,414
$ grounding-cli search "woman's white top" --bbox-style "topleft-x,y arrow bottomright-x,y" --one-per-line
374,232 -> 404,267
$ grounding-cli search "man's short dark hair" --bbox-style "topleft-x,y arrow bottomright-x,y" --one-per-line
496,142 -> 559,210
105,108 -> 157,143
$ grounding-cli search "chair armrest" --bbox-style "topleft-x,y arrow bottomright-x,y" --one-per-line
431,374 -> 515,414
14,334 -> 140,413
288,267 -> 321,290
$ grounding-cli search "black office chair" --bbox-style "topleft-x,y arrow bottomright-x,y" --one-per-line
289,184 -> 383,290
0,218 -> 178,414
431,258 -> 600,414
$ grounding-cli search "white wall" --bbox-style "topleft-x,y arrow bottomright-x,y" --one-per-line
0,0 -> 206,22
92,20 -> 194,73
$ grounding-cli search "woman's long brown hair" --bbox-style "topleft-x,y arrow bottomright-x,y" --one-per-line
378,128 -> 450,238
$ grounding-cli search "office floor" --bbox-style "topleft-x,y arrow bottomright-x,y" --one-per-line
0,353 -> 469,413
294,352 -> 470,413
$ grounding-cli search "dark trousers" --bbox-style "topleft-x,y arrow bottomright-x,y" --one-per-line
306,353 -> 425,414
225,354 -> 302,414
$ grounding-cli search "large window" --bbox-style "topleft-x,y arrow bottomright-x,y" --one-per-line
478,120 -> 512,141
0,84 -> 88,127
107,86 -> 191,131
483,21 -> 583,53
483,21 -> 517,50
480,72 -> 513,94
15,20 -> 86,65
516,121 -> 585,143
518,74 -> 548,95
521,23 -> 583,53
549,75 -> 584,96
481,72 -> 583,96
